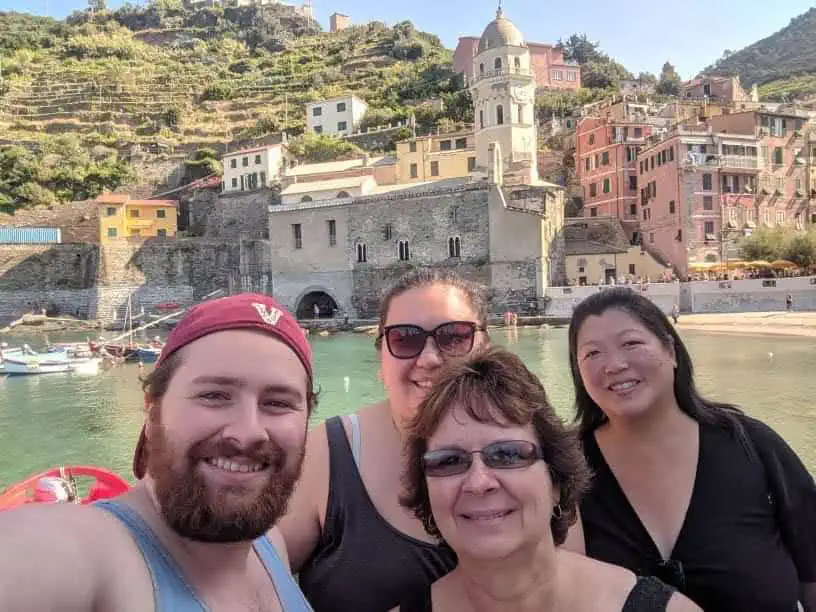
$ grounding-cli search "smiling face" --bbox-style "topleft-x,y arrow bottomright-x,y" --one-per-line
575,308 -> 677,423
424,405 -> 555,561
379,284 -> 486,425
144,329 -> 309,543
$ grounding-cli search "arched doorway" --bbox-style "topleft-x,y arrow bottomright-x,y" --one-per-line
297,291 -> 339,319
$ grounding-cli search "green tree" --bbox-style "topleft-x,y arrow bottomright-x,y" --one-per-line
556,34 -> 605,65
656,61 -> 682,96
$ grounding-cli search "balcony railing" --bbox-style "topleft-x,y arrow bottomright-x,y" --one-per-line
719,155 -> 762,170
472,68 -> 532,84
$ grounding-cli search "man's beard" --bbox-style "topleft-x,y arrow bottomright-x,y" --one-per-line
144,406 -> 305,543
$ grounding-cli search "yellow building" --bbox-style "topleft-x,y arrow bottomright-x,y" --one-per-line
395,130 -> 477,183
97,193 -> 178,243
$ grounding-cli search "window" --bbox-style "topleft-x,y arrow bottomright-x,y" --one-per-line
312,106 -> 322,116
514,56 -> 521,71
107,227 -> 117,238
247,173 -> 259,190
669,201 -> 675,214
589,183 -> 597,197
157,229 -> 167,238
255,154 -> 262,165
337,191 -> 350,198
409,141 -> 417,153
451,207 -> 458,223
448,236 -> 461,258
337,121 -> 348,132
590,207 -> 598,217
468,157 -> 476,171
410,163 -> 418,178
242,157 -> 249,167
552,70 -> 563,80
629,263 -> 636,275
704,221 -> 715,238
517,104 -> 523,124
356,243 -> 367,263
629,203 -> 637,216
497,105 -> 504,125
634,127 -> 643,137
602,151 -> 610,166
300,195 -> 312,202
649,232 -> 654,243
106,207 -> 117,216
430,161 -> 439,176
314,126 -> 323,134
703,195 -> 713,210
439,140 -> 452,151
292,223 -> 302,249
494,57 -> 502,71
327,219 -> 336,247
585,158 -> 591,172
230,159 -> 237,169
384,224 -> 393,240
603,178 -> 611,193
567,71 -> 577,81
156,209 -> 166,219
589,134 -> 595,146
702,173 -> 712,191
129,209 -> 140,218
776,210 -> 786,223
773,147 -> 784,165
231,178 -> 238,188
629,176 -> 637,191
455,138 -> 467,150
479,110 -> 484,129
260,171 -> 266,187
398,240 -> 410,261
336,102 -> 346,112
669,146 -> 674,162
479,62 -> 484,75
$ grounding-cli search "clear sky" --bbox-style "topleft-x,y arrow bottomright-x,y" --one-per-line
7,0 -> 813,79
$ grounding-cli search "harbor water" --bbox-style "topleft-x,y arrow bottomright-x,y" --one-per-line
1,326 -> 815,488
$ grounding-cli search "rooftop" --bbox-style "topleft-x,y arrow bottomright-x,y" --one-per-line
478,7 -> 525,54
286,156 -> 390,177
281,175 -> 372,196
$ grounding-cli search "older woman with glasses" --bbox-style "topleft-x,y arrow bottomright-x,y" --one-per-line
394,345 -> 700,612
278,268 -> 491,612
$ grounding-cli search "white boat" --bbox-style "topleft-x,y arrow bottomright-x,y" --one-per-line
0,346 -> 24,375
3,350 -> 73,376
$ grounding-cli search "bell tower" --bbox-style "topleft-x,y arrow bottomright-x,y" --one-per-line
469,4 -> 538,184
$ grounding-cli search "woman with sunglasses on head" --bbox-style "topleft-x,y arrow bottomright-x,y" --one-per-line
278,268 -> 490,612
394,345 -> 700,612
563,287 -> 816,612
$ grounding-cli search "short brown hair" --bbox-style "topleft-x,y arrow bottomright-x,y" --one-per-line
374,268 -> 489,351
400,345 -> 591,546
140,349 -> 319,414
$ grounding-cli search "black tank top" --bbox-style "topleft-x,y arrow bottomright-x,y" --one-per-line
298,416 -> 457,612
398,575 -> 676,611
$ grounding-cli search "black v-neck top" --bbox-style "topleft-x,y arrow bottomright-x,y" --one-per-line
580,416 -> 816,612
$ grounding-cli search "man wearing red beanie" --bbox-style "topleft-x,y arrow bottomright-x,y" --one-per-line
0,293 -> 315,611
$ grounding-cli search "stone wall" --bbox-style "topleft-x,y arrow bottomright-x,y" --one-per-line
0,200 -> 100,243
545,282 -> 680,316
689,277 -> 816,312
187,188 -> 273,239
0,244 -> 99,290
0,289 -> 96,321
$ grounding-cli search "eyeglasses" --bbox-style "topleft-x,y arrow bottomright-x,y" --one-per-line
422,440 -> 545,477
380,321 -> 484,360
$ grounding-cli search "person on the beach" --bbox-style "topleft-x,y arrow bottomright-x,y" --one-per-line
395,345 -> 700,612
0,293 -> 315,611
671,303 -> 679,324
564,287 -> 816,612
787,292 -> 794,313
278,268 -> 489,612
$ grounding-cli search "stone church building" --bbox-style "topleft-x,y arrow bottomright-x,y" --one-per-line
267,7 -> 567,319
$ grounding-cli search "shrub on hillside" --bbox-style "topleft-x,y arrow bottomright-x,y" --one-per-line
201,83 -> 233,101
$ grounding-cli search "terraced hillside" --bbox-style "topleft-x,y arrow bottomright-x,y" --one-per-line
0,8 -> 466,150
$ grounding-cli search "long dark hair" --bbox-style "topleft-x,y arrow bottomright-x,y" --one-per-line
568,287 -> 746,439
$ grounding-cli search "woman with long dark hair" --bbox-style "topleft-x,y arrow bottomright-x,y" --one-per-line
565,287 -> 816,612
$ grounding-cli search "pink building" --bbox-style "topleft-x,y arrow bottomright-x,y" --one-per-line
576,116 -> 650,238
680,75 -> 755,105
636,109 -> 813,277
453,36 -> 580,90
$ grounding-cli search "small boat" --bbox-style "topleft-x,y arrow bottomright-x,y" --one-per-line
135,345 -> 162,363
0,465 -> 131,511
2,347 -> 72,376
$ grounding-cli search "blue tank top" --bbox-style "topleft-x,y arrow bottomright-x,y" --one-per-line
95,499 -> 313,612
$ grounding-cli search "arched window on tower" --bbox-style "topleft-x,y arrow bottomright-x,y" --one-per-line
514,56 -> 521,72
479,63 -> 484,76
497,105 -> 504,126
518,104 -> 523,124
494,57 -> 502,72
479,110 -> 484,129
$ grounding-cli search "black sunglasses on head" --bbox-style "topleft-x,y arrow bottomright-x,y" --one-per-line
422,440 -> 545,477
380,321 -> 484,360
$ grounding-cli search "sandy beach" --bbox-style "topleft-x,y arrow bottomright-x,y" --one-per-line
677,311 -> 816,338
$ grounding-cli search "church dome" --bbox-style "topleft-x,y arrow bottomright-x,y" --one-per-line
477,6 -> 525,54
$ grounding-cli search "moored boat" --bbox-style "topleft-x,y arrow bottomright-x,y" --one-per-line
0,466 -> 131,511
3,348 -> 73,376
135,345 -> 162,363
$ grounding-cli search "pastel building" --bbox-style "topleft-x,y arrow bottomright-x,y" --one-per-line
395,130 -> 476,182
97,193 -> 178,243
306,95 -> 368,137
222,143 -> 293,193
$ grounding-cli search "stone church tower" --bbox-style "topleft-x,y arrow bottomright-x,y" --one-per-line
469,5 -> 538,185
